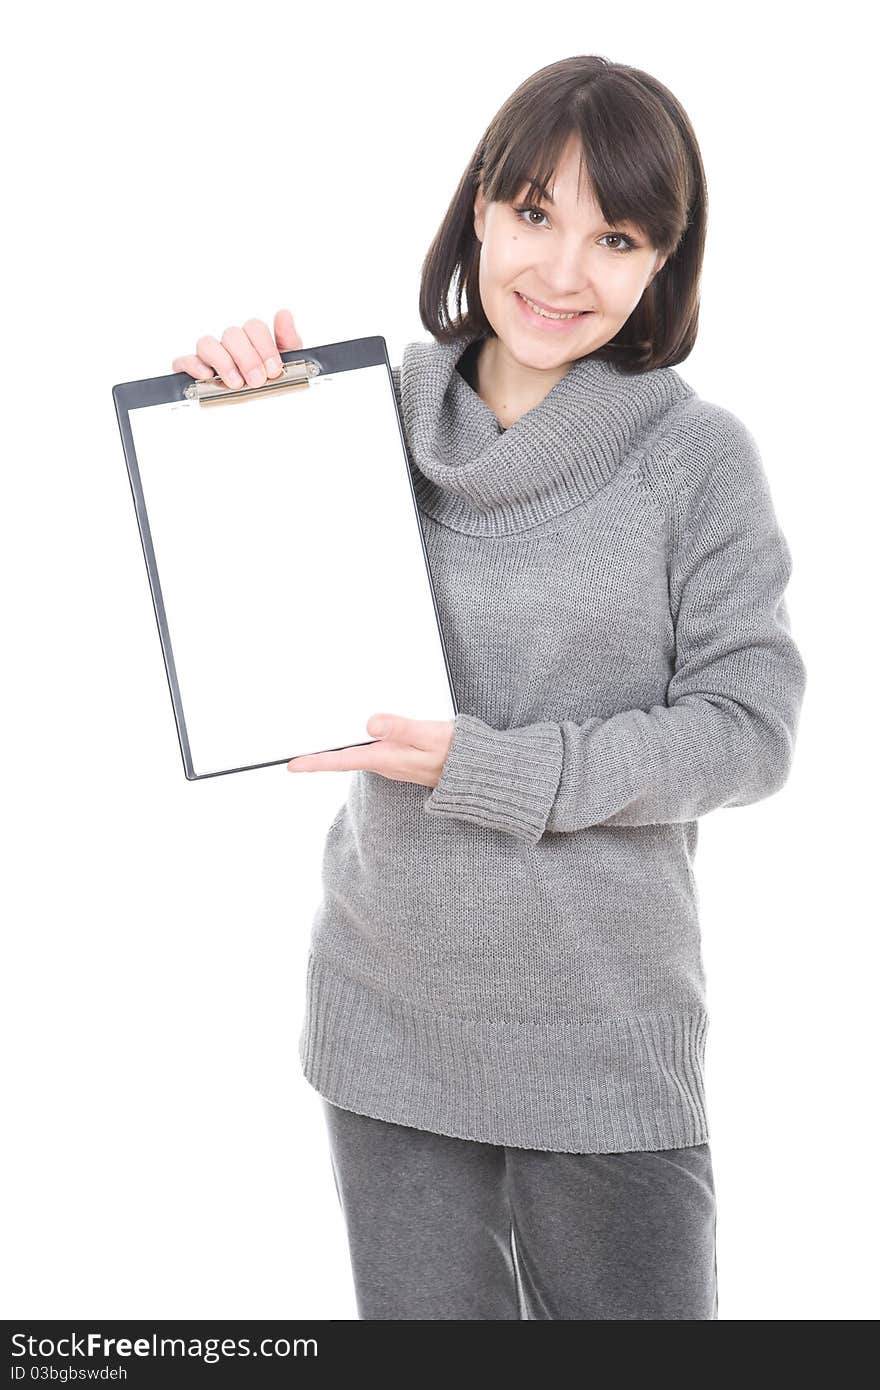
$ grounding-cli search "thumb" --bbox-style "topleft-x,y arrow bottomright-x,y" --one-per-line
274,307 -> 303,352
367,714 -> 393,738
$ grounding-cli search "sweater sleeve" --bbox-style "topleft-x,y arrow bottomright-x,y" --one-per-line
421,406 -> 807,846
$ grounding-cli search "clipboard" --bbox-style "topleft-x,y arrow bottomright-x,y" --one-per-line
112,335 -> 457,781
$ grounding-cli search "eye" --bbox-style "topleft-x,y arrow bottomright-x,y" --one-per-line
513,203 -> 550,229
599,232 -> 638,254
512,204 -> 639,253
512,203 -> 550,229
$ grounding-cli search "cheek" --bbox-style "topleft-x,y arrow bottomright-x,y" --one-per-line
600,266 -> 648,313
481,235 -> 527,287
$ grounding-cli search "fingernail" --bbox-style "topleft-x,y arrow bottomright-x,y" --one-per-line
266,356 -> 283,375
247,368 -> 265,386
228,371 -> 244,388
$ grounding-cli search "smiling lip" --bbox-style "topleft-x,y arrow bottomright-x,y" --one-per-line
515,290 -> 593,314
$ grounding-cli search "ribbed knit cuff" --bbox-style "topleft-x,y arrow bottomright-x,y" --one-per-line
423,713 -> 564,845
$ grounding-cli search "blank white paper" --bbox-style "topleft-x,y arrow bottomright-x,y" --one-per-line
127,362 -> 455,776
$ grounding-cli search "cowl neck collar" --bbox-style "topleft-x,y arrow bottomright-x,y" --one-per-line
399,333 -> 695,536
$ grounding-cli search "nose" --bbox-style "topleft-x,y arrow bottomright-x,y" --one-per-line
536,237 -> 598,300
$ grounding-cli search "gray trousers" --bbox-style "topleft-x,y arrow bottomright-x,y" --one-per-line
321,1098 -> 718,1320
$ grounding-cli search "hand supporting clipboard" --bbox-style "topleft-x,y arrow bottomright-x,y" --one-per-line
112,335 -> 457,781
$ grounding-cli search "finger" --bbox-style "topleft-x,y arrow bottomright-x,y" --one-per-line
274,308 -> 302,353
194,335 -> 246,390
242,317 -> 285,378
171,353 -> 215,381
219,324 -> 269,388
366,713 -> 452,751
288,741 -> 388,773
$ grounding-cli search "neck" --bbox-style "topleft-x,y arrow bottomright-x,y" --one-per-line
474,337 -> 573,431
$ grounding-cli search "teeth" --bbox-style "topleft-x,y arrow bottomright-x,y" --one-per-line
519,292 -> 587,320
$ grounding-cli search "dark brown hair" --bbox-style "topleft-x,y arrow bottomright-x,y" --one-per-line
418,55 -> 707,373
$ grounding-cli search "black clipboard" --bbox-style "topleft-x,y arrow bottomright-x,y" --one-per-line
112,335 -> 457,780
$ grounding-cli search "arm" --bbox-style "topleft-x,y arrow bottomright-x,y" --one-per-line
422,406 -> 808,846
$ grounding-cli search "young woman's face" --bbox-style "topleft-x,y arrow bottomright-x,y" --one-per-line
473,133 -> 667,367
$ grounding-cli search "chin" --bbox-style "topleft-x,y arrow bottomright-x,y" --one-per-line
506,317 -> 595,361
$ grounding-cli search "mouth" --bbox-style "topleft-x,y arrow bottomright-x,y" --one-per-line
514,290 -> 594,325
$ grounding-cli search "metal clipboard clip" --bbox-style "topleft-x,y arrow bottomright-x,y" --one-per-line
183,357 -> 321,406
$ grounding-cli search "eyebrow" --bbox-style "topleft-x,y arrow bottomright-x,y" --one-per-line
520,183 -> 638,232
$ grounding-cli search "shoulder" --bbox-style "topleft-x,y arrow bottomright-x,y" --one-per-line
638,386 -> 774,525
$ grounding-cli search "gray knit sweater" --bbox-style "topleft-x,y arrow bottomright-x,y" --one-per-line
297,333 -> 807,1154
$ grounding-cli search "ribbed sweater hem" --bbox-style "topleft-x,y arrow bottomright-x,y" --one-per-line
297,949 -> 710,1155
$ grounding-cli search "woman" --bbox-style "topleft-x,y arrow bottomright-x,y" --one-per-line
172,55 -> 807,1319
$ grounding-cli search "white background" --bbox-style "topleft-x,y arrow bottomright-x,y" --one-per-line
2,0 -> 875,1322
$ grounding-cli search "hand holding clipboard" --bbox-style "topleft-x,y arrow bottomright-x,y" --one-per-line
113,310 -> 457,781
171,306 -> 302,394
